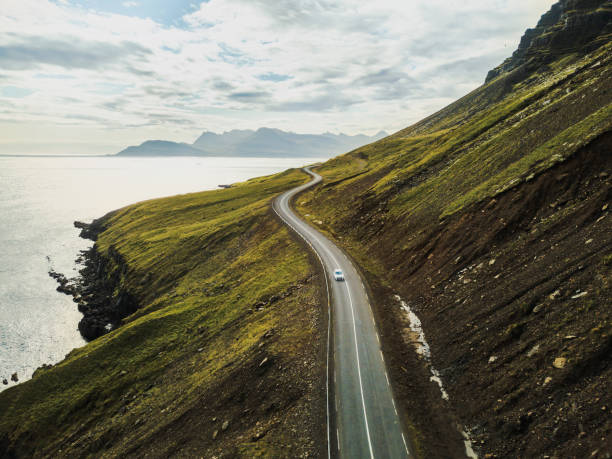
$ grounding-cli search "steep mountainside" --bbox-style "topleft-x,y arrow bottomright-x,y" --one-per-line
296,1 -> 611,457
0,171 -> 327,457
486,0 -> 612,82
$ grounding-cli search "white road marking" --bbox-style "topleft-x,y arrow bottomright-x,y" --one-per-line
274,167 -> 411,458
344,282 -> 376,459
402,433 -> 410,456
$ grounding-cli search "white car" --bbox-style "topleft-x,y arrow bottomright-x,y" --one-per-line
333,269 -> 344,281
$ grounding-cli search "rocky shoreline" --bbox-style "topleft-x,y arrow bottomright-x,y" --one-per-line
49,219 -> 140,341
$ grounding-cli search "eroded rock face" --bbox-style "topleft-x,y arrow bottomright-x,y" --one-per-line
74,246 -> 140,341
486,0 -> 612,82
50,243 -> 140,342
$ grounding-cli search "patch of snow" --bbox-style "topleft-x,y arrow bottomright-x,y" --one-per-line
395,295 -> 430,359
527,344 -> 540,357
394,294 -> 448,400
461,428 -> 479,459
395,294 -> 477,457
571,291 -> 588,299
429,370 -> 449,401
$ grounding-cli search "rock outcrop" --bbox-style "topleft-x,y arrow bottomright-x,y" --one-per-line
74,245 -> 140,341
486,0 -> 612,82
50,220 -> 140,341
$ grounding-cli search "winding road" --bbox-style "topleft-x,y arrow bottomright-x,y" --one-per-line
272,167 -> 411,459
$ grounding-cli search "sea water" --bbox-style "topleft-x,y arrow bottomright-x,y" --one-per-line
0,155 -> 322,391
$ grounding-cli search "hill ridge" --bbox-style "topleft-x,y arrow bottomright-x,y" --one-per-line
117,128 -> 388,158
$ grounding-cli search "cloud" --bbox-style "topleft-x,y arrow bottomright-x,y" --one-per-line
269,93 -> 360,112
227,91 -> 271,103
0,37 -> 151,70
257,73 -> 292,82
0,86 -> 35,98
0,0 -> 558,153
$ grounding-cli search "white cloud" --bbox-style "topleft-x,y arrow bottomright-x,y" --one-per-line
0,0 -> 557,154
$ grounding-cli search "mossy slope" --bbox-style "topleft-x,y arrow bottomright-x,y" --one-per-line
0,169 -> 326,458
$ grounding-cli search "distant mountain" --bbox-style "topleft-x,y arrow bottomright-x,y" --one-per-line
192,129 -> 254,153
117,128 -> 388,158
117,140 -> 204,157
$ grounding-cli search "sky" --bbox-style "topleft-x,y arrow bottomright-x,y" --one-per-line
0,0 -> 556,155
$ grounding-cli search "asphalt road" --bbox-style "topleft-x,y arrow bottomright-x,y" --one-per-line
273,167 -> 411,459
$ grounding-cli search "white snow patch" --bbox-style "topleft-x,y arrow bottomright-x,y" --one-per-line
394,294 -> 447,400
571,291 -> 587,299
429,371 -> 450,401
396,295 -> 431,358
395,294 -> 478,457
461,428 -> 479,459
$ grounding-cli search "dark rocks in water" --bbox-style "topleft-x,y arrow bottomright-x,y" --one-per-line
74,217 -> 109,241
72,245 -> 140,341
486,0 -> 612,83
51,218 -> 141,341
48,270 -> 77,296
2,379 -> 7,385
10,373 -> 18,383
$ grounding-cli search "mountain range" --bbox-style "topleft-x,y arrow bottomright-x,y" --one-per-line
116,128 -> 388,158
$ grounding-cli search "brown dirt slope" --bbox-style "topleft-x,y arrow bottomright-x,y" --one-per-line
296,1 -> 611,457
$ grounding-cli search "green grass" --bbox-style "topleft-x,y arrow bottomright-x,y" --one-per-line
301,41 -> 612,229
0,168 -> 321,457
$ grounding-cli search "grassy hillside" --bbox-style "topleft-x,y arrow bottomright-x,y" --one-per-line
296,4 -> 611,458
0,169 -> 326,458
1,1 -> 609,458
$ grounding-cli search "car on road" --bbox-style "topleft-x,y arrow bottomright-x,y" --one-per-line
333,269 -> 344,281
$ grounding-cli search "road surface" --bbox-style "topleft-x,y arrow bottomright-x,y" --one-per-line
272,167 -> 411,459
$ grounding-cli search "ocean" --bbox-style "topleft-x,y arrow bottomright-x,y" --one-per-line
0,155 -> 322,391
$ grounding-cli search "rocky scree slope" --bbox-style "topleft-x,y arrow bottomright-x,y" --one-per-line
297,1 -> 611,458
0,170 -> 327,458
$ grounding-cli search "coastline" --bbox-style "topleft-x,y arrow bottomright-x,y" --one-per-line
0,156 -> 323,394
50,217 -> 140,341
1,167 -> 326,457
